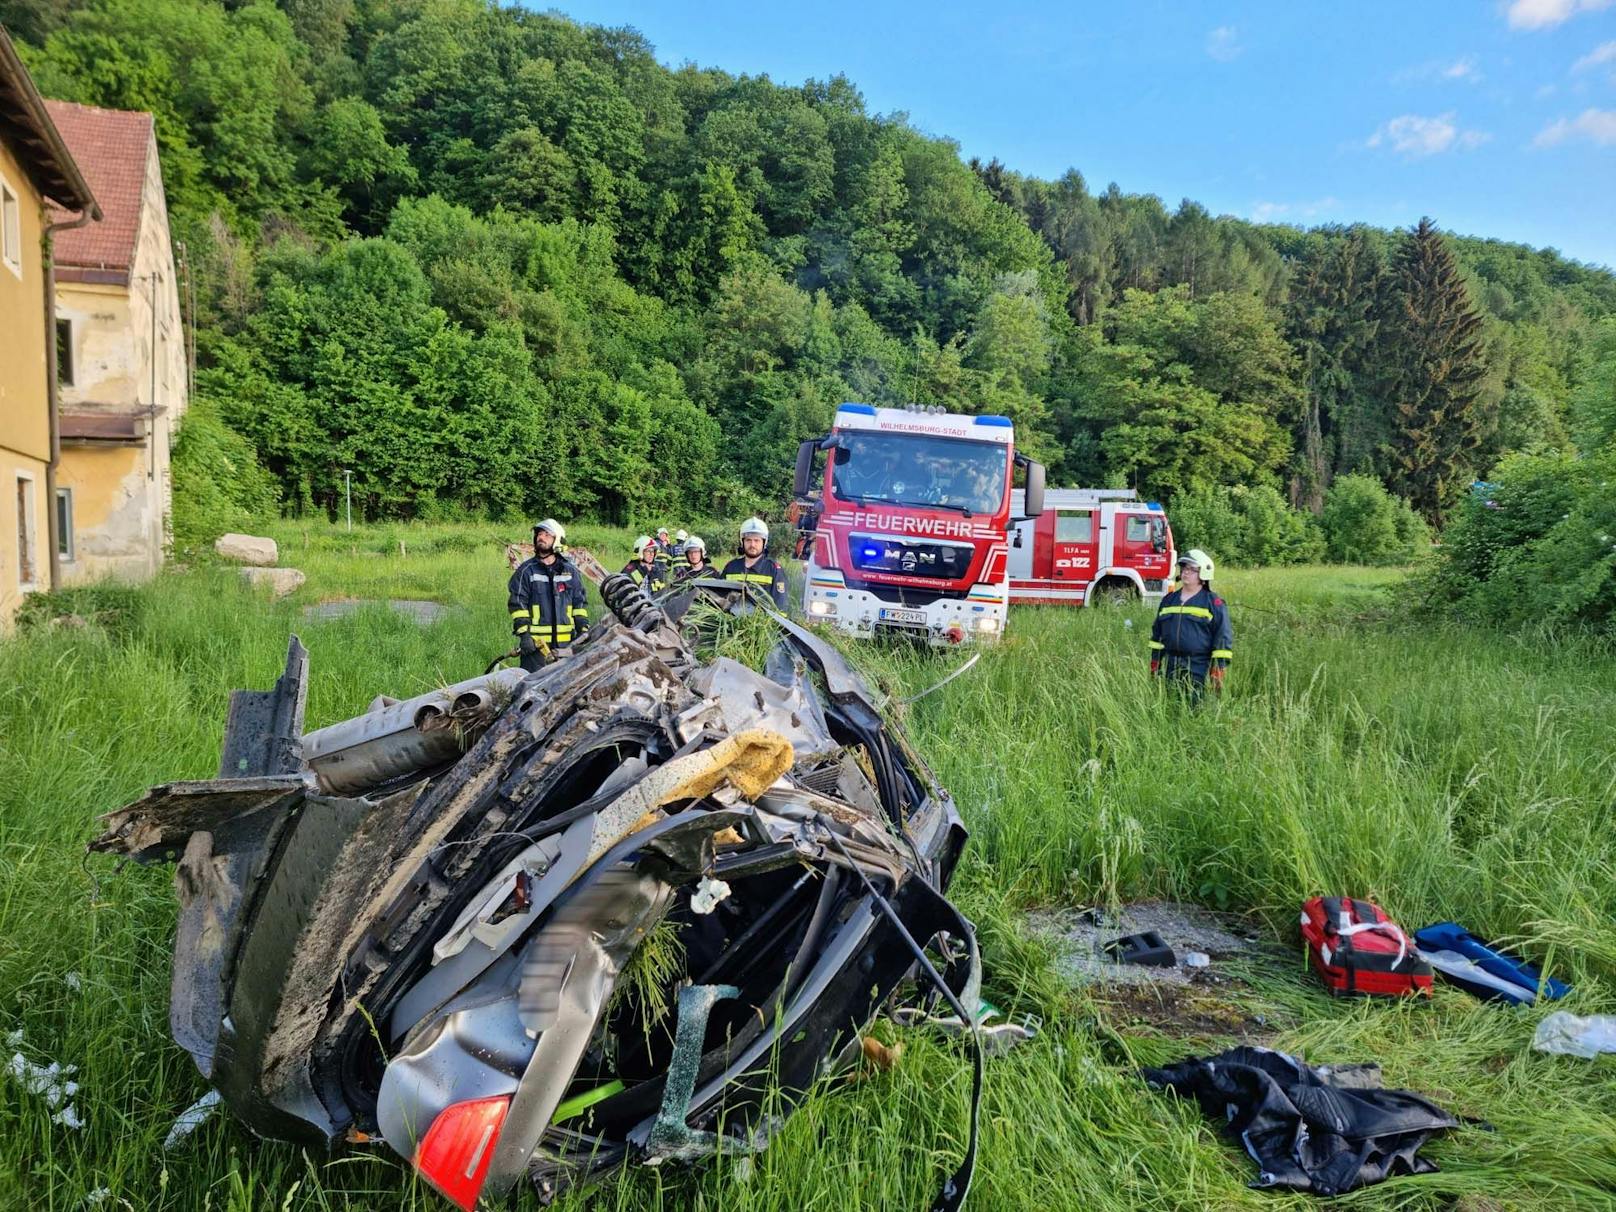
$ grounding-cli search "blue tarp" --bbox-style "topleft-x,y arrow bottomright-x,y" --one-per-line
1413,922 -> 1570,1006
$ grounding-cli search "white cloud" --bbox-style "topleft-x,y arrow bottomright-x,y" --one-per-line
1507,0 -> 1614,30
1250,197 -> 1340,223
1534,106 -> 1616,145
1394,56 -> 1483,83
1366,112 -> 1492,157
1206,26 -> 1242,62
1572,40 -> 1616,71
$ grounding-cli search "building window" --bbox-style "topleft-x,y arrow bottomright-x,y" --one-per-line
56,318 -> 74,387
16,475 -> 38,588
1,176 -> 21,278
56,487 -> 74,562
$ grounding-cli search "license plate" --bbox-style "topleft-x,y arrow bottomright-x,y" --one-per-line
878,607 -> 928,627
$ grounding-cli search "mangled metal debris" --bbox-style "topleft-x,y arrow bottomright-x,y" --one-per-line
92,572 -> 978,1209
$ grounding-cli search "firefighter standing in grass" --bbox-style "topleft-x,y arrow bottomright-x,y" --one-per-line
623,535 -> 670,592
674,535 -> 714,581
508,519 -> 589,672
1149,548 -> 1233,693
722,517 -> 789,609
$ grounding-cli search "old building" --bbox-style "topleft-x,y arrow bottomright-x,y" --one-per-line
47,98 -> 186,585
0,27 -> 98,628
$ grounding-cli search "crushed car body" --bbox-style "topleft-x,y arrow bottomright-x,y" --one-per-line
92,574 -> 976,1209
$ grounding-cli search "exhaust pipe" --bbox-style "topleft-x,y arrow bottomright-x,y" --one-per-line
303,669 -> 527,794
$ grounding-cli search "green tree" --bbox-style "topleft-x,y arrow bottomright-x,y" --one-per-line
1380,218 -> 1488,522
1284,227 -> 1388,510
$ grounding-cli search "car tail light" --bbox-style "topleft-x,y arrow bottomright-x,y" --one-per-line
414,1095 -> 510,1210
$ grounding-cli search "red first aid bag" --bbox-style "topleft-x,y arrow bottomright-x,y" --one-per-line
1300,896 -> 1432,998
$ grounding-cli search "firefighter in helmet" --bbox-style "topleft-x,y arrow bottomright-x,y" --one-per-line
507,519 -> 589,672
722,517 -> 789,608
674,535 -> 714,581
622,534 -> 670,592
1149,548 -> 1232,693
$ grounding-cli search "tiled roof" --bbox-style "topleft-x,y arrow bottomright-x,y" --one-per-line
43,100 -> 153,273
0,28 -> 97,214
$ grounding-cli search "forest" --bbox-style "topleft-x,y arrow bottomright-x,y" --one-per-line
6,0 -> 1616,563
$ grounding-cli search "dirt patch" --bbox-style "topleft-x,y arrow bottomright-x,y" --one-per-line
1092,976 -> 1270,1039
303,598 -> 452,624
1028,900 -> 1286,1041
1027,900 -> 1263,989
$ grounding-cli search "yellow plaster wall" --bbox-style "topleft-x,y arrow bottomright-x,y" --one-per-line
59,443 -> 160,581
0,135 -> 51,628
56,125 -> 186,587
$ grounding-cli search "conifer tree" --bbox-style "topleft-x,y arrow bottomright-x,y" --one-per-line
1286,227 -> 1387,511
1381,217 -> 1487,522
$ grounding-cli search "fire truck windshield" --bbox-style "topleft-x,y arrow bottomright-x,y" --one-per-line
829,432 -> 1008,515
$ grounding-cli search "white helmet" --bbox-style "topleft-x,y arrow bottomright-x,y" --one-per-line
657,526 -> 671,538
634,534 -> 654,555
534,518 -> 565,541
676,529 -> 689,542
686,535 -> 706,554
739,517 -> 769,541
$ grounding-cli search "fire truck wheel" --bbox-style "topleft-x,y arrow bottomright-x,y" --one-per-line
1091,579 -> 1139,606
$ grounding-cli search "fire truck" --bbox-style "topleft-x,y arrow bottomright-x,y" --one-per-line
1007,488 -> 1176,605
791,402 -> 1045,645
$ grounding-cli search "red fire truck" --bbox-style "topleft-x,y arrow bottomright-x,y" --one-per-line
1007,488 -> 1176,605
791,403 -> 1045,645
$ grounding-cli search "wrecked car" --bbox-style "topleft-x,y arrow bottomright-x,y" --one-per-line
92,573 -> 979,1209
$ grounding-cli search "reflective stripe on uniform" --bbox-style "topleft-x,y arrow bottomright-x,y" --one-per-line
731,572 -> 775,584
1148,640 -> 1165,651
1159,605 -> 1214,620
1211,648 -> 1233,660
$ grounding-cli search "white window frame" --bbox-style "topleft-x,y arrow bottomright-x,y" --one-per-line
56,486 -> 74,563
16,472 -> 39,591
1,173 -> 21,279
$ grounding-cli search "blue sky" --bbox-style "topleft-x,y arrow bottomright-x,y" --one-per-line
552,0 -> 1616,269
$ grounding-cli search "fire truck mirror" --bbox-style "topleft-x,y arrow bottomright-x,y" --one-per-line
1020,459 -> 1046,518
794,439 -> 820,497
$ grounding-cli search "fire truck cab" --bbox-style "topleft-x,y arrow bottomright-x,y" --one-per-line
792,403 -> 1045,645
1007,489 -> 1176,606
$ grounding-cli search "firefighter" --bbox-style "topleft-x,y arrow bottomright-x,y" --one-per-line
622,535 -> 670,592
507,519 -> 589,672
1148,548 -> 1232,693
673,528 -> 690,557
655,526 -> 674,558
674,535 -> 714,581
722,517 -> 789,609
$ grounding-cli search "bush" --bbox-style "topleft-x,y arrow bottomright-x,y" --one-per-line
170,396 -> 280,556
1419,447 -> 1616,635
1168,485 -> 1322,567
1320,474 -> 1426,565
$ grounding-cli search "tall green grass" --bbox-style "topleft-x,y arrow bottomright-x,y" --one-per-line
2,528 -> 1614,1210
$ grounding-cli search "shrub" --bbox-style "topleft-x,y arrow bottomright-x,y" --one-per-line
1320,474 -> 1425,565
1420,447 -> 1616,635
1168,485 -> 1322,567
170,396 -> 281,557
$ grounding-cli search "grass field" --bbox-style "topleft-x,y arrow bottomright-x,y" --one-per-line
3,520 -> 1615,1211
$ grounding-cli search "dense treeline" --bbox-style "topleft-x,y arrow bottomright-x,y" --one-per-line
7,0 -> 1615,549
